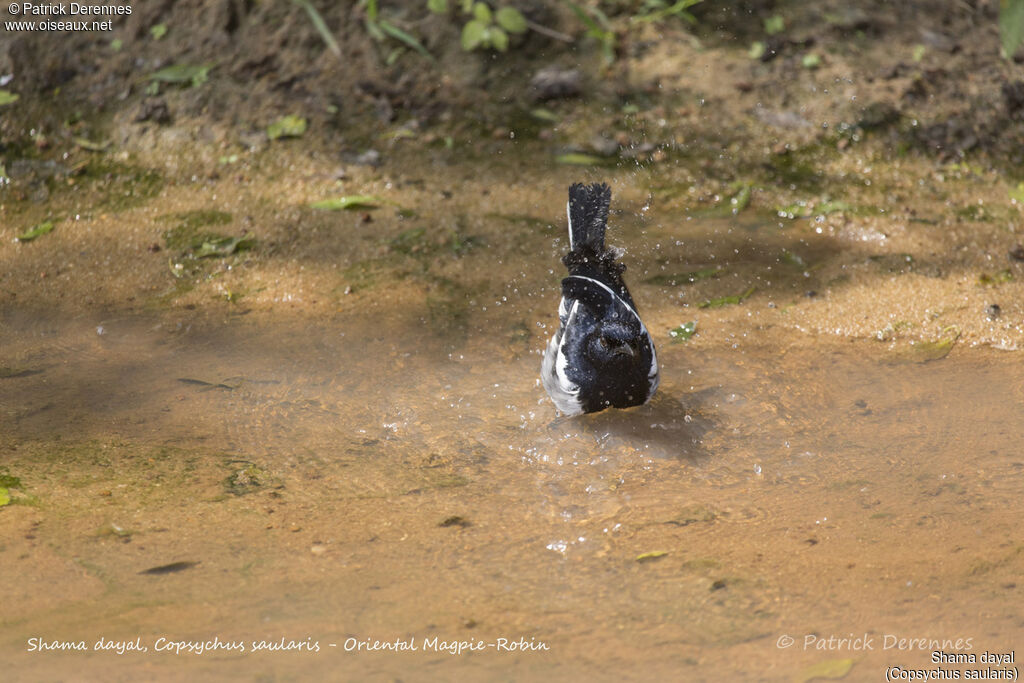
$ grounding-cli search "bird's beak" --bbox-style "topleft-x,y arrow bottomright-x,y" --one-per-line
613,342 -> 636,358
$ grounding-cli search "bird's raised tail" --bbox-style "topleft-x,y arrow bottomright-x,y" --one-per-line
567,182 -> 611,253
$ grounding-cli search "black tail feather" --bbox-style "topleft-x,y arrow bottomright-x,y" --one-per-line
567,183 -> 611,253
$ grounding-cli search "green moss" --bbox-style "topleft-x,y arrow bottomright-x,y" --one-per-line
389,227 -> 428,254
223,461 -> 275,496
159,210 -> 234,251
80,159 -> 164,211
426,277 -> 471,337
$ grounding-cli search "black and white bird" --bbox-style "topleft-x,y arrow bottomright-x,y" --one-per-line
541,182 -> 659,416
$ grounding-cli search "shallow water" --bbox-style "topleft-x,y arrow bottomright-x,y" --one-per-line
2,146 -> 1023,680
2,297 -> 1022,680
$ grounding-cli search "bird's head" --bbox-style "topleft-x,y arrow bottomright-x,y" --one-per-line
585,321 -> 640,366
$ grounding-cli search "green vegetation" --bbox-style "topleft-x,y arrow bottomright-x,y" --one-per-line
148,63 -> 212,89
267,115 -> 308,141
457,2 -> 529,52
669,321 -> 697,342
700,286 -> 756,309
1001,0 -> 1024,58
17,220 -> 55,242
294,0 -> 341,57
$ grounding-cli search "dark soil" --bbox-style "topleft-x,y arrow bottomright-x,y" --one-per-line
2,0 -> 1024,175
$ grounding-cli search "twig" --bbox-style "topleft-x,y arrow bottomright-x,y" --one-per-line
526,19 -> 573,43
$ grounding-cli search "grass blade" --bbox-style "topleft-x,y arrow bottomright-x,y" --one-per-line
379,20 -> 434,61
294,0 -> 341,57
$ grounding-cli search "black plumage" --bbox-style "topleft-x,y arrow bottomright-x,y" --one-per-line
541,183 -> 659,415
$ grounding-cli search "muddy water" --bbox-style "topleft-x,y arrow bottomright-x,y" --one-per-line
2,156 -> 1023,681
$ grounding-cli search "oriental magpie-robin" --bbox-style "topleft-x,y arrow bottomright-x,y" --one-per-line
541,183 -> 659,415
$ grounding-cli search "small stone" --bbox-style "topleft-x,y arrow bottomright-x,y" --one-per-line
134,98 -> 172,125
987,304 -> 1001,320
530,67 -> 582,101
589,135 -> 619,157
354,149 -> 381,167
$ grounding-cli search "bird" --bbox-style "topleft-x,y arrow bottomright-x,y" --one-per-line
541,182 -> 659,416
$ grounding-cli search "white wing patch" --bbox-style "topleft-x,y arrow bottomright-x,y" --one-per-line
541,298 -> 583,416
566,201 -> 574,250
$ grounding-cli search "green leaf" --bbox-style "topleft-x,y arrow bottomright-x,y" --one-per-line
699,286 -> 756,308
462,19 -> 489,50
634,0 -> 701,24
1009,182 -> 1024,203
814,199 -> 852,215
555,153 -> 610,166
194,235 -> 256,259
978,269 -> 1013,286
0,90 -> 20,106
802,53 -> 822,69
365,18 -> 386,42
748,41 -> 766,59
295,0 -> 341,57
912,44 -> 927,62
729,183 -> 752,212
266,115 -> 308,141
490,26 -> 509,51
530,108 -> 559,122
794,658 -> 854,683
150,23 -> 168,39
428,0 -> 448,13
473,2 -> 492,23
310,195 -> 385,211
110,38 -> 123,52
495,6 -> 527,33
566,0 -> 599,33
1000,0 -> 1024,58
149,63 -> 213,88
636,550 -> 668,562
763,14 -> 785,35
907,326 -> 960,363
0,488 -> 9,507
379,20 -> 433,60
74,137 -> 110,152
17,221 -> 55,242
669,321 -> 697,342
587,4 -> 613,30
645,267 -> 722,286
